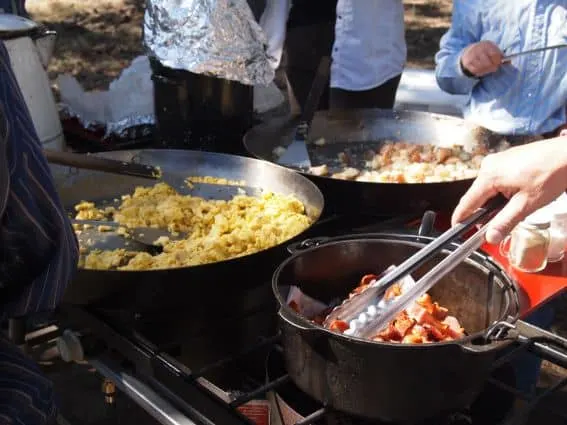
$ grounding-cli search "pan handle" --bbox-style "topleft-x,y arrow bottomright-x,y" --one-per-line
287,237 -> 332,254
417,210 -> 437,238
485,319 -> 567,368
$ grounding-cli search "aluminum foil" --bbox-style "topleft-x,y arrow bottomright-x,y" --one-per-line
105,114 -> 155,138
144,0 -> 274,86
59,104 -> 155,139
57,56 -> 157,139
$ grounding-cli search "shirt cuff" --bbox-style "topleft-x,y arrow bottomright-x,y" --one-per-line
456,52 -> 480,83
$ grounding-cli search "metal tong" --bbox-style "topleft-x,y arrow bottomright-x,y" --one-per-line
323,194 -> 507,335
502,43 -> 567,62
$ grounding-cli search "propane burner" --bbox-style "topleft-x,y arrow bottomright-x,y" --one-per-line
265,348 -> 515,425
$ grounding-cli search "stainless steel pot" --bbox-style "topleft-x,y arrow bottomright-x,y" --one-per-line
0,14 -> 62,150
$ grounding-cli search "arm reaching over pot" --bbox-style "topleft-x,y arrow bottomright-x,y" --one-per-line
451,136 -> 567,244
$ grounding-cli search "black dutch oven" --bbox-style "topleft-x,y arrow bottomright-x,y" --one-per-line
271,214 -> 567,422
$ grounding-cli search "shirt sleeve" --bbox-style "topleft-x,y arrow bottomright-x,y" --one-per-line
259,0 -> 291,70
0,42 -> 78,318
434,0 -> 482,95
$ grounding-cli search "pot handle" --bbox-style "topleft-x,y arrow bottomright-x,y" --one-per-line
286,237 -> 332,254
513,319 -> 567,368
417,210 -> 437,238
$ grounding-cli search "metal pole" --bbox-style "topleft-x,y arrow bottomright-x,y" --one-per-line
90,359 -> 197,425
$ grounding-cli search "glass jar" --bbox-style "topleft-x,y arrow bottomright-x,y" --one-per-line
548,211 -> 567,262
499,214 -> 551,273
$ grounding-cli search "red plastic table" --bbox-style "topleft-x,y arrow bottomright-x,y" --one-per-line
433,213 -> 567,315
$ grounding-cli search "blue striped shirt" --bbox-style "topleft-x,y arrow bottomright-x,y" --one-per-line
0,37 -> 78,425
0,45 -> 78,318
435,0 -> 567,136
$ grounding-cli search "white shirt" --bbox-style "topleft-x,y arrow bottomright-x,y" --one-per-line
259,0 -> 407,91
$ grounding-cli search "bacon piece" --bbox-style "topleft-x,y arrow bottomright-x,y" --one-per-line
329,320 -> 350,333
384,283 -> 402,300
435,147 -> 452,164
432,303 -> 449,320
393,311 -> 416,338
406,302 -> 427,319
410,324 -> 428,338
350,274 -> 378,296
378,323 -> 402,342
417,293 -> 434,312
359,274 -> 378,287
408,303 -> 447,330
408,146 -> 422,163
317,273 -> 466,344
443,316 -> 465,339
423,323 -> 447,342
402,334 -> 423,344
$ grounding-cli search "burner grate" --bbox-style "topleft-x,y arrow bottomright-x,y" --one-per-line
52,210 -> 567,425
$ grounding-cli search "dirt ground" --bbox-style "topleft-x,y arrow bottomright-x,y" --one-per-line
26,0 -> 453,91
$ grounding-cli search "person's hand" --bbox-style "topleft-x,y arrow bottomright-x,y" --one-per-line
460,41 -> 503,77
451,136 -> 567,244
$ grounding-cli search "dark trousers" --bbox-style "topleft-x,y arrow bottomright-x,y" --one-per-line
283,21 -> 401,112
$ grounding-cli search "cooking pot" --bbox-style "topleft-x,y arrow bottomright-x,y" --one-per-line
271,215 -> 567,422
0,14 -> 62,150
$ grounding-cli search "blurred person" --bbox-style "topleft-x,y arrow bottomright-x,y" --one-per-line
435,0 -> 567,137
0,35 -> 78,425
328,0 -> 406,110
435,0 -> 567,398
261,0 -> 406,113
0,0 -> 27,17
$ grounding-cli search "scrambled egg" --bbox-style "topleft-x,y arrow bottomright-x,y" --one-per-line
75,182 -> 313,271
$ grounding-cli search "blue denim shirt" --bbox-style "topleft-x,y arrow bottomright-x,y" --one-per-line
435,0 -> 567,136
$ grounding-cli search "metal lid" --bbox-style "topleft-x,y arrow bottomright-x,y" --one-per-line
0,14 -> 38,37
523,210 -> 551,230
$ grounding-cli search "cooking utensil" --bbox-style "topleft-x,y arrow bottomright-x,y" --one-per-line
44,149 -> 257,197
277,56 -> 331,168
272,211 -> 567,422
50,149 -> 324,311
45,149 -> 162,179
324,195 -> 505,329
72,219 -> 186,248
244,108 -> 517,215
44,149 -> 193,193
503,43 -> 567,62
352,195 -> 506,338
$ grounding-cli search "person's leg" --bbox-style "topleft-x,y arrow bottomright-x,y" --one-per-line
283,21 -> 335,113
329,73 -> 402,110
0,0 -> 27,16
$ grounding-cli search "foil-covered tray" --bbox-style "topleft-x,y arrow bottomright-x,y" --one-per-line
143,0 -> 274,86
